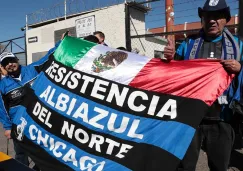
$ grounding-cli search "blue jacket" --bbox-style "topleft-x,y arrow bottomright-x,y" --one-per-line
222,67 -> 243,122
0,42 -> 60,130
175,35 -> 243,60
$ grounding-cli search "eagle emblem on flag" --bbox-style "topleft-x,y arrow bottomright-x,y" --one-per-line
92,51 -> 128,73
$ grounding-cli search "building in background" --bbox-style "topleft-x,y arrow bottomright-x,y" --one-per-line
25,2 -> 167,64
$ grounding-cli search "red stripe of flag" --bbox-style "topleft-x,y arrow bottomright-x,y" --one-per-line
129,59 -> 234,106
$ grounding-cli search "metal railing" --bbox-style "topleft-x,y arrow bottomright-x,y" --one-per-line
26,0 -> 157,26
27,0 -> 126,26
0,36 -> 27,66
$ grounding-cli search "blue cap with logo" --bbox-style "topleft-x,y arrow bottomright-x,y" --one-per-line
198,0 -> 231,22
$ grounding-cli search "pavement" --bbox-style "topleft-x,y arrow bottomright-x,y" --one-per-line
0,126 -> 243,171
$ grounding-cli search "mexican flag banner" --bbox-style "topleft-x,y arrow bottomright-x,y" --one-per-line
11,36 -> 233,171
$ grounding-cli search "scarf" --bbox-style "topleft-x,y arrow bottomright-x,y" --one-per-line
185,28 -> 241,61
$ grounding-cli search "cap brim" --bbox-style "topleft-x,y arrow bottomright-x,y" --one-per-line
198,7 -> 203,18
0,56 -> 16,64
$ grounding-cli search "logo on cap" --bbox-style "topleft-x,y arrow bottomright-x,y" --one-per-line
209,0 -> 219,6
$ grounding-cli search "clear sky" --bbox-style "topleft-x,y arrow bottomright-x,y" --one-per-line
0,0 -> 71,41
0,0 -> 239,42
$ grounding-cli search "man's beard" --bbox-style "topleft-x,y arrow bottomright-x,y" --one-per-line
9,65 -> 21,78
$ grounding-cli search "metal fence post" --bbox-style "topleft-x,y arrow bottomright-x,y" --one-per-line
24,33 -> 27,66
239,0 -> 243,39
64,0 -> 67,20
125,3 -> 132,52
10,40 -> 12,52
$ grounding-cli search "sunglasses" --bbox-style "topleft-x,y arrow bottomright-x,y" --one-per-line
202,12 -> 226,20
1,58 -> 18,67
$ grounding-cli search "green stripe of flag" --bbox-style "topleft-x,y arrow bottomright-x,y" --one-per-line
54,36 -> 96,67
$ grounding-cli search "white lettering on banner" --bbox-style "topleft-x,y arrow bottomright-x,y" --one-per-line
62,148 -> 78,167
88,134 -> 105,152
61,121 -> 75,139
49,137 -> 55,151
62,71 -> 73,86
73,102 -> 89,123
61,121 -> 133,159
56,94 -> 70,111
91,79 -> 109,100
128,91 -> 148,112
32,102 -> 53,128
45,61 -> 178,120
45,61 -> 57,77
89,107 -> 109,130
147,95 -> 160,116
29,125 -> 38,140
48,87 -> 56,107
106,84 -> 129,107
156,99 -> 177,119
50,63 -> 59,79
105,138 -> 120,155
75,128 -> 89,144
67,98 -> 77,115
53,141 -> 66,158
56,67 -> 67,83
29,124 -> 106,170
80,157 -> 105,171
107,113 -> 129,134
39,86 -> 50,104
68,72 -> 81,89
39,86 -> 56,107
38,86 -> 144,139
127,119 -> 143,139
37,130 -> 49,148
116,144 -> 133,159
80,75 -> 95,94
31,101 -> 134,159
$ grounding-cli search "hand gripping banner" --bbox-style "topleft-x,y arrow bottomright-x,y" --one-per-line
10,36 -> 234,171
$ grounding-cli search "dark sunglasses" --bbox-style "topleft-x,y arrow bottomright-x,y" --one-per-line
202,12 -> 226,20
1,58 -> 18,67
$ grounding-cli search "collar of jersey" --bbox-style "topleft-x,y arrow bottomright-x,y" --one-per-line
204,35 -> 222,42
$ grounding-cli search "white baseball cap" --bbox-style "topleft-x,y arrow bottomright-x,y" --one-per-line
0,52 -> 16,64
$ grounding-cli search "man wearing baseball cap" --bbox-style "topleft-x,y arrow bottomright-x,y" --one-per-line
163,0 -> 243,170
0,42 -> 59,169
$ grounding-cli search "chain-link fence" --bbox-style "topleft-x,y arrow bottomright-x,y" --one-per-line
130,34 -> 167,58
27,0 -> 151,26
130,30 -> 194,58
0,37 -> 26,66
129,0 -> 240,58
130,24 -> 239,58
25,0 -> 240,59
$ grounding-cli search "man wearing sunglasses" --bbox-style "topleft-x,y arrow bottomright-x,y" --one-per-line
0,55 -> 20,77
163,0 -> 243,170
0,43 -> 59,169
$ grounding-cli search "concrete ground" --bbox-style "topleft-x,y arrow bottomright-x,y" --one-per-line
0,126 -> 242,171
